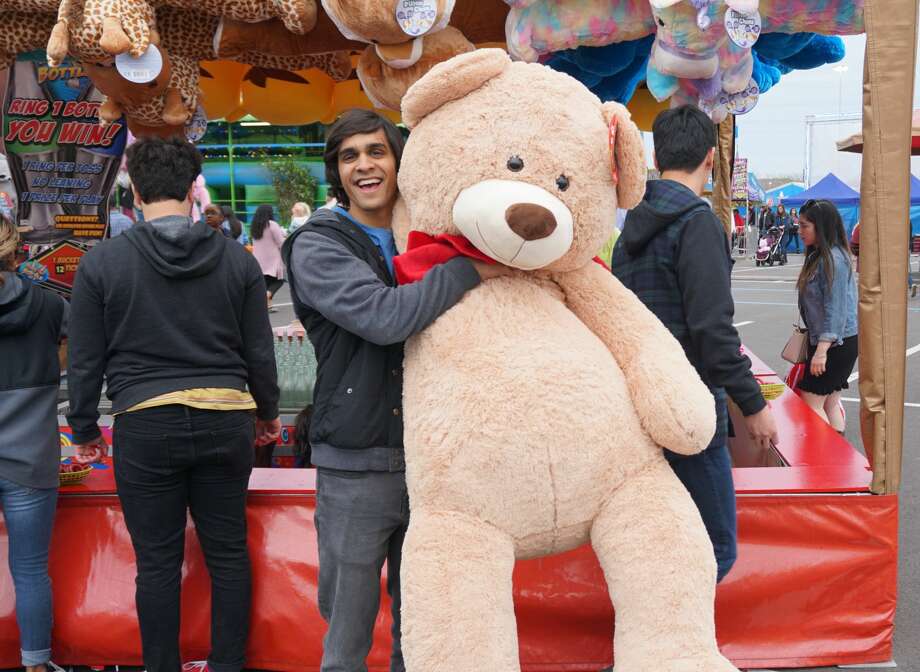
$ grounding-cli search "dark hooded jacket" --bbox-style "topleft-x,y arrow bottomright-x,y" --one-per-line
67,216 -> 279,444
611,179 -> 765,422
0,272 -> 67,488
281,207 -> 480,472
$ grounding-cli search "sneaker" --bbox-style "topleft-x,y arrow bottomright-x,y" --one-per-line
182,663 -> 209,672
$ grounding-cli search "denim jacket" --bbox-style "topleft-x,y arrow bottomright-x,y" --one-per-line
799,246 -> 858,346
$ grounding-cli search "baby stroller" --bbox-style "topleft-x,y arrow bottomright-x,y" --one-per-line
755,225 -> 787,266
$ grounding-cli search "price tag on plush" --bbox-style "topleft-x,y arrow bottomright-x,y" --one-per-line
724,8 -> 762,49
115,44 -> 163,84
395,0 -> 438,37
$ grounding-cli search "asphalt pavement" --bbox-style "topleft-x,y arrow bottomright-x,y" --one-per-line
273,252 -> 920,671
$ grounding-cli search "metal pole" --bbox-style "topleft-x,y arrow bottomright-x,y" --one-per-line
803,115 -> 812,188
227,121 -> 237,215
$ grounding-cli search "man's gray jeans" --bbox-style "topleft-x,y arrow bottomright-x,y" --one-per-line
315,468 -> 410,672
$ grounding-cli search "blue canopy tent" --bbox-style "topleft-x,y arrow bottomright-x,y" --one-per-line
784,173 -> 861,234
783,173 -> 861,207
767,182 -> 806,205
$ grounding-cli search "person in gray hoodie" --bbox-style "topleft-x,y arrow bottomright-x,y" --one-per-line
0,213 -> 68,672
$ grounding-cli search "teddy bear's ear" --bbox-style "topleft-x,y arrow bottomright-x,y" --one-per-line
601,101 -> 647,211
401,48 -> 510,129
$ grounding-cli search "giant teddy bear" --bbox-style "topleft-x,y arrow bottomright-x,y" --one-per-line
392,49 -> 739,672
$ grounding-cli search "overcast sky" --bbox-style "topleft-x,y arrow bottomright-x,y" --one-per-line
736,34 -> 920,180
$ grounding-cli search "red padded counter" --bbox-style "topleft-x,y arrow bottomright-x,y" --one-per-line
0,348 -> 897,670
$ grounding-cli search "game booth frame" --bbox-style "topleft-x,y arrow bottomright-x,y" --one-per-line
0,0 -> 917,669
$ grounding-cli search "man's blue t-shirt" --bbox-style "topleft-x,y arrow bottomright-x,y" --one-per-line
333,206 -> 398,278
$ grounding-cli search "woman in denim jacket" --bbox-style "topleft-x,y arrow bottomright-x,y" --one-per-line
795,200 -> 858,432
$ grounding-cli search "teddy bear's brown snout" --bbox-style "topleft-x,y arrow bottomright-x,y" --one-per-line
504,203 -> 557,241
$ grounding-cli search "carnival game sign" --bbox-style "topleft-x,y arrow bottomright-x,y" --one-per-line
29,239 -> 88,298
2,51 -> 127,243
731,158 -> 749,202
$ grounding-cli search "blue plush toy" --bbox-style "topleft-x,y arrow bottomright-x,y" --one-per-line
546,32 -> 845,103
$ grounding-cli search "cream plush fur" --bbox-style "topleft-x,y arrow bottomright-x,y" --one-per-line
394,49 -> 739,672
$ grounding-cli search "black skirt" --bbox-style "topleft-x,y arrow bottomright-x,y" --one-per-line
798,335 -> 858,395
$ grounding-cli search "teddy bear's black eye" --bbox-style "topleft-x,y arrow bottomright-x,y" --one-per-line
507,155 -> 524,172
657,17 -> 665,27
556,174 -> 570,191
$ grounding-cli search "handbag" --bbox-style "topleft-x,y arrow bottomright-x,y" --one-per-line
781,314 -> 809,364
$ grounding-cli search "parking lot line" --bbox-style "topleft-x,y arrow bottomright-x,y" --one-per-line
841,397 -> 920,409
733,321 -> 754,327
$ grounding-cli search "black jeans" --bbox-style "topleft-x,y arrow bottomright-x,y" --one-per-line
114,405 -> 255,672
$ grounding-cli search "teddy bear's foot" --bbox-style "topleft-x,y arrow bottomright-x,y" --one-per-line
591,460 -> 739,672
401,510 -> 522,672
605,652 -> 738,672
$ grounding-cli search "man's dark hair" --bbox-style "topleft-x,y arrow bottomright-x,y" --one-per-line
323,109 -> 405,209
652,105 -> 717,173
125,137 -> 203,205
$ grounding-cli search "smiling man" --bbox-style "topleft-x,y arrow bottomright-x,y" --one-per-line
282,110 -> 507,672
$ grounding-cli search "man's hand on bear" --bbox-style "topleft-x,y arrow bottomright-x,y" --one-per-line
471,260 -> 514,281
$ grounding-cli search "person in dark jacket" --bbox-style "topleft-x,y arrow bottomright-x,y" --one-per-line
775,204 -> 791,262
611,105 -> 778,582
787,207 -> 802,253
758,204 -> 775,235
0,213 -> 68,672
282,109 -> 507,672
67,137 -> 281,672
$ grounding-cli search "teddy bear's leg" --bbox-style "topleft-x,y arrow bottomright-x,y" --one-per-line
401,510 -> 521,672
590,460 -> 738,672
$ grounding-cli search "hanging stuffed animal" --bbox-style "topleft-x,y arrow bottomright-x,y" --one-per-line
320,0 -> 476,110
0,11 -> 59,71
504,0 -> 864,120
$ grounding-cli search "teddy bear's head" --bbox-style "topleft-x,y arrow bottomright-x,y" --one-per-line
322,0 -> 455,46
396,49 -> 645,272
649,0 -> 759,80
357,25 -> 473,110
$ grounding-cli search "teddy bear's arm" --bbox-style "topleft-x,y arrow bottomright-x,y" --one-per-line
555,262 -> 715,455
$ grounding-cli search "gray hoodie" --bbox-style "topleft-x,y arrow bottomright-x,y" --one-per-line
0,272 -> 68,488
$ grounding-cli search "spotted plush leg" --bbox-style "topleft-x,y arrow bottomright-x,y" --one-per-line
270,0 -> 317,35
116,0 -> 155,57
46,0 -> 73,66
